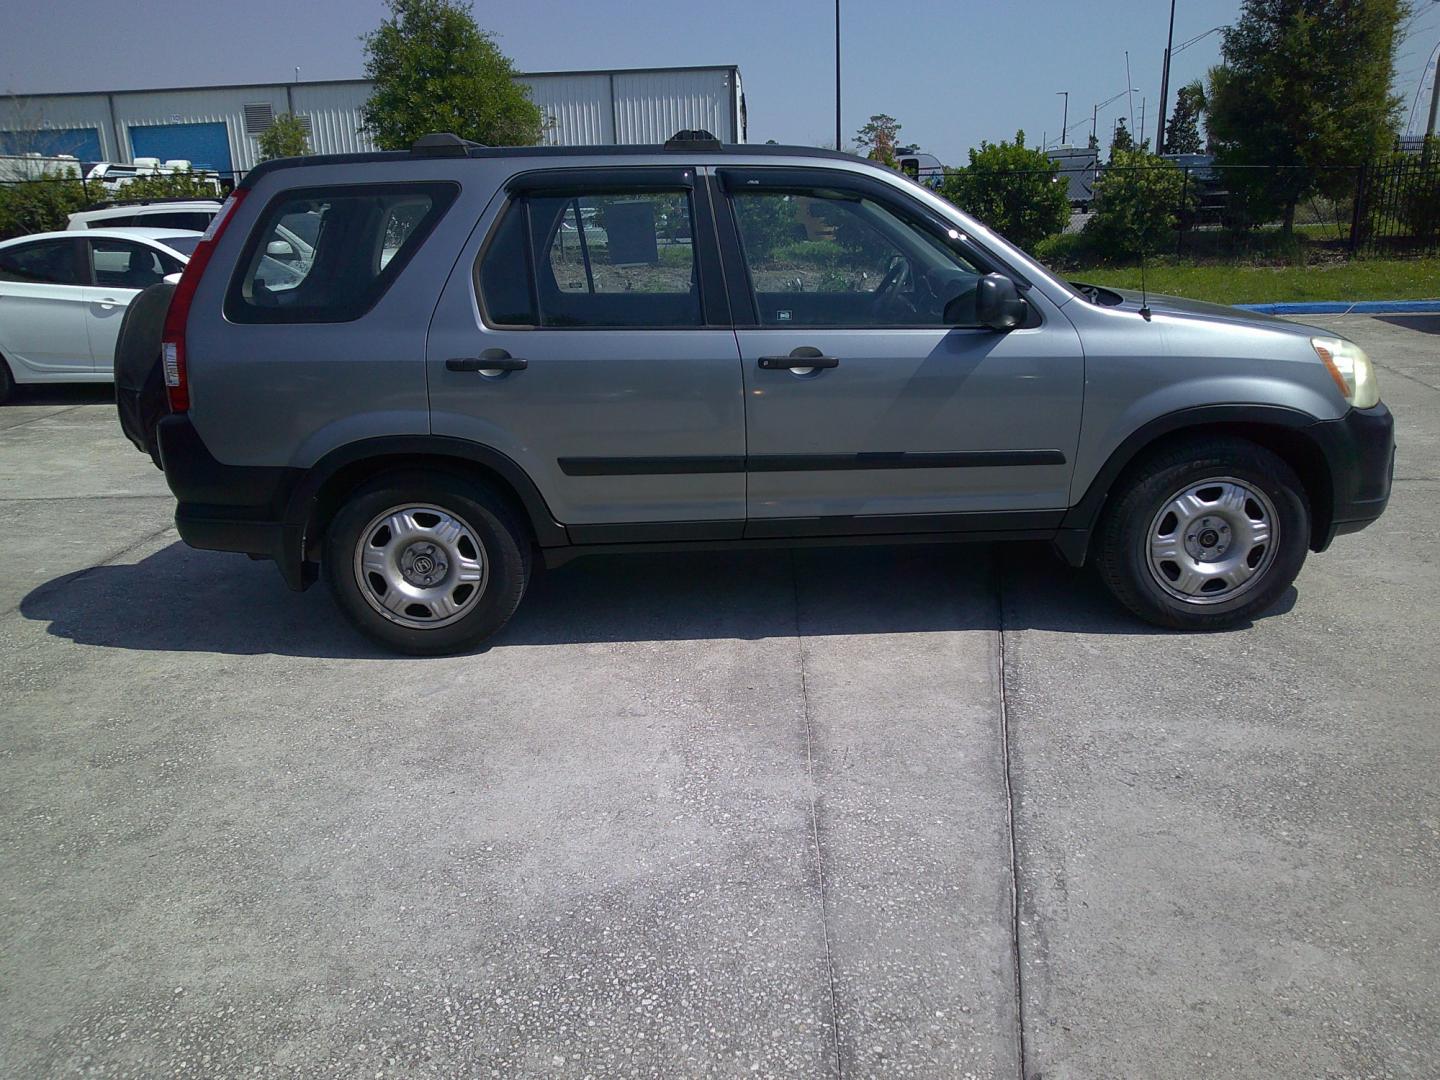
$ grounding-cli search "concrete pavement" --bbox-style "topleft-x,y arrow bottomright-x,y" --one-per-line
1,315 -> 1436,1078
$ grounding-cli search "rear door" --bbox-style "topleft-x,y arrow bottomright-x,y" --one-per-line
428,166 -> 745,538
82,237 -> 180,370
0,237 -> 92,378
715,167 -> 1084,530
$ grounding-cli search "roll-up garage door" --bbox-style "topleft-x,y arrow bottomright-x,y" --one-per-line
129,121 -> 233,175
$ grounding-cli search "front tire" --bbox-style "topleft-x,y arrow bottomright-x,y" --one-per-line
1094,437 -> 1310,630
324,472 -> 531,655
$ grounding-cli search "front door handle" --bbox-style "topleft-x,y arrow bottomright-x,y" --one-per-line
758,347 -> 839,371
447,348 -> 528,374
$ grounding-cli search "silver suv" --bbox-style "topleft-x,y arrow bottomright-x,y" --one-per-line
117,133 -> 1394,655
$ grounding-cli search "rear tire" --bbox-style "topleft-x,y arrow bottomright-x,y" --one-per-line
0,356 -> 14,405
324,472 -> 531,655
1094,437 -> 1310,630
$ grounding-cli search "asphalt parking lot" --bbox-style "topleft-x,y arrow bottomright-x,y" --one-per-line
2,313 -> 1437,1079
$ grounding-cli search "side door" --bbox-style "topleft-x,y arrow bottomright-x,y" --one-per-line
428,166 -> 745,539
82,237 -> 179,371
0,237 -> 92,378
714,167 -> 1085,531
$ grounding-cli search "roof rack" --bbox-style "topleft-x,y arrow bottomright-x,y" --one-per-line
664,129 -> 722,151
411,132 -> 486,157
82,195 -> 223,211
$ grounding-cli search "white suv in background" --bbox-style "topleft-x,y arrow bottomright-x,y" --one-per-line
0,228 -> 200,402
68,200 -> 222,233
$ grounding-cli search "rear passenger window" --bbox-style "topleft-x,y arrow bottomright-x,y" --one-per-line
226,182 -> 457,324
476,187 -> 702,328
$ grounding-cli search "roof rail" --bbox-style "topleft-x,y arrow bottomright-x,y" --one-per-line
664,129 -> 722,151
411,132 -> 485,157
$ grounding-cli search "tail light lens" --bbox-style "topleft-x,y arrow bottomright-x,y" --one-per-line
162,188 -> 248,412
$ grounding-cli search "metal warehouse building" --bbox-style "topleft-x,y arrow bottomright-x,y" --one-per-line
0,65 -> 746,179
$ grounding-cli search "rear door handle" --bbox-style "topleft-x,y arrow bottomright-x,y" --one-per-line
758,347 -> 839,370
447,348 -> 528,374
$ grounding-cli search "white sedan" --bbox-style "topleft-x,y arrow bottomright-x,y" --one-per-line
0,228 -> 200,403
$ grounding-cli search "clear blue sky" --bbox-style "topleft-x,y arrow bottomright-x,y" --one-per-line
4,0 -> 1440,162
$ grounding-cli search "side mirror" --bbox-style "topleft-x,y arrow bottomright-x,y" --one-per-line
162,272 -> 183,285
974,273 -> 1028,331
266,239 -> 295,258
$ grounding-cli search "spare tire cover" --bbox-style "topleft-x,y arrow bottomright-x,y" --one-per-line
113,281 -> 175,466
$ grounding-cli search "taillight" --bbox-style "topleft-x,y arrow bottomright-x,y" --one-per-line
162,188 -> 248,412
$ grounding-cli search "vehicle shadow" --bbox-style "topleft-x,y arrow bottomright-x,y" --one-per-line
19,539 -> 1294,660
1375,314 -> 1440,335
3,385 -> 116,406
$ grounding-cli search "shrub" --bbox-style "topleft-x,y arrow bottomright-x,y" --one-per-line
0,170 -> 92,240
116,169 -> 222,200
1082,148 -> 1192,262
940,130 -> 1070,251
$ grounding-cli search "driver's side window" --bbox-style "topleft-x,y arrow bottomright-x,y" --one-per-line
730,188 -> 980,328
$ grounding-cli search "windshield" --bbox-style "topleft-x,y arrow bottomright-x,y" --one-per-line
158,236 -> 200,258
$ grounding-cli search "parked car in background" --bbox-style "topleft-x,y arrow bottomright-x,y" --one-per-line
116,134 -> 1393,653
0,228 -> 198,402
68,199 -> 222,233
1047,145 -> 1100,210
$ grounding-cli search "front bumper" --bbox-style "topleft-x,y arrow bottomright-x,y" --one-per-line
1310,402 -> 1395,546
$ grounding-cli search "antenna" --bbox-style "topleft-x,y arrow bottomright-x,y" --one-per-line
1138,246 -> 1152,321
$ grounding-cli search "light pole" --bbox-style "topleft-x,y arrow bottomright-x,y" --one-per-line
834,0 -> 842,152
1057,91 -> 1069,145
1092,88 -> 1139,147
1157,0 -> 1177,152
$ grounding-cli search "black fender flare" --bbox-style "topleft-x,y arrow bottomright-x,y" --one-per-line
1053,404 -> 1330,566
282,435 -> 569,556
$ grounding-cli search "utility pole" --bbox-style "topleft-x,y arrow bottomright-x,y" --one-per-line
1056,91 -> 1069,145
1157,0 -> 1177,153
1429,51 -> 1440,141
1140,97 -> 1147,149
834,0 -> 842,152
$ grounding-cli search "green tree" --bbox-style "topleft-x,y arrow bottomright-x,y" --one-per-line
940,130 -> 1070,250
1110,117 -> 1134,158
855,114 -> 901,167
1082,147 -> 1191,261
111,169 -> 220,200
258,113 -> 310,160
1164,81 -> 1207,155
1206,0 -> 1404,236
361,0 -> 543,150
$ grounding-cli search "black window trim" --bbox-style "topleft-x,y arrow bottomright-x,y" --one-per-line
223,180 -> 459,326
714,165 -> 1040,332
474,165 -> 731,332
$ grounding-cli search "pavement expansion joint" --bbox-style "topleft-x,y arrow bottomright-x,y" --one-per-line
790,548 -> 845,1079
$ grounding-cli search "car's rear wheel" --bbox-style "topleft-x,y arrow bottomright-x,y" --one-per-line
325,472 -> 530,655
1094,437 -> 1310,630
0,355 -> 14,405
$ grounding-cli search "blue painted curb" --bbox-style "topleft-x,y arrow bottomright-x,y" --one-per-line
1235,299 -> 1440,315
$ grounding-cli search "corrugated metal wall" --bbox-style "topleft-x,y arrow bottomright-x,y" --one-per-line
518,73 -> 615,146
290,81 -> 377,155
0,67 -> 742,178
612,69 -> 736,144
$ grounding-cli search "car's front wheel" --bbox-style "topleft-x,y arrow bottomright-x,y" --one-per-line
324,472 -> 530,655
1094,437 -> 1311,630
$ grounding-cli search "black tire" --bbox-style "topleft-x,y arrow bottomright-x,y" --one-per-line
1094,436 -> 1310,630
0,355 -> 14,405
324,471 -> 531,655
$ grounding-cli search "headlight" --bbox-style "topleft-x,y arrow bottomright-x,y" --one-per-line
1312,337 -> 1381,409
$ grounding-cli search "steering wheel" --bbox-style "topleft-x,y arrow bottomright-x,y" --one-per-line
874,255 -> 918,318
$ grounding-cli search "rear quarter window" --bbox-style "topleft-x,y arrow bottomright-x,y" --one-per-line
224,182 -> 457,324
